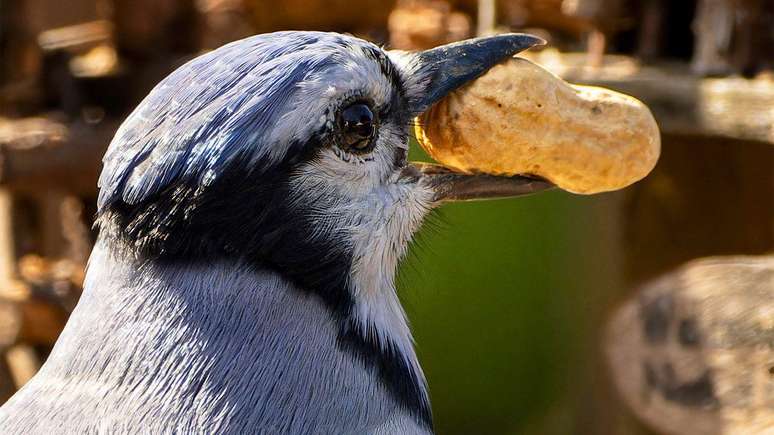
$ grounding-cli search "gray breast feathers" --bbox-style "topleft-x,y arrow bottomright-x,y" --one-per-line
0,241 -> 430,434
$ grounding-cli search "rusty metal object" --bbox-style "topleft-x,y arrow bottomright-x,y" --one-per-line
606,256 -> 774,435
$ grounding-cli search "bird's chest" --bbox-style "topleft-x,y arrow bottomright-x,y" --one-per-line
115,275 -> 415,433
121,269 -> 419,433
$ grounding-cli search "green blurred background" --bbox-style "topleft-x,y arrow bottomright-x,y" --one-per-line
402,142 -> 623,434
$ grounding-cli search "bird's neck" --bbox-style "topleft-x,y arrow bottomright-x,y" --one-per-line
44,236 -> 431,429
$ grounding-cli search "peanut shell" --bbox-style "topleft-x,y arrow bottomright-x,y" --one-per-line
416,57 -> 661,194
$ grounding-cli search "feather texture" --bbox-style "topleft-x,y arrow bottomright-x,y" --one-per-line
2,31 -> 444,433
98,31 -> 395,211
0,241 -> 430,434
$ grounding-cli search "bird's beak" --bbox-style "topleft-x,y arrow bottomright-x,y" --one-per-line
404,33 -> 554,202
407,33 -> 545,114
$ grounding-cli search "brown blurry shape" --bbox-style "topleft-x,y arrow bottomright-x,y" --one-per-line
440,0 -> 591,38
388,1 -> 472,50
1,254 -> 85,346
5,345 -> 40,389
562,0 -> 629,67
244,0 -> 396,39
0,302 -> 21,350
1,0 -> 102,83
692,0 -> 774,77
111,0 -> 200,58
198,0 -> 256,49
0,116 -> 118,195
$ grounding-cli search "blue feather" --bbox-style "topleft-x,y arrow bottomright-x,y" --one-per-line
97,31 -> 380,211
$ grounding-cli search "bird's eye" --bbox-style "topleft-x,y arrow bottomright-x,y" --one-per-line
337,103 -> 377,154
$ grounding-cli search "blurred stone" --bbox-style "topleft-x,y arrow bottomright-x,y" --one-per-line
606,256 -> 774,435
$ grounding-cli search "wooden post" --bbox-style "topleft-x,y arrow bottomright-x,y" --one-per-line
0,190 -> 17,284
38,190 -> 68,259
691,0 -> 733,75
5,344 -> 40,389
477,0 -> 496,36
587,29 -> 606,68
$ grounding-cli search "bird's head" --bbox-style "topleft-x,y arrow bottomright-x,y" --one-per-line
97,31 -> 547,313
95,31 -> 548,426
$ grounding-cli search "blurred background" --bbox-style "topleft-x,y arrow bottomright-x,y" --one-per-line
0,0 -> 772,434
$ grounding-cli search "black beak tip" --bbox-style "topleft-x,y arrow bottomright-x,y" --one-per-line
496,33 -> 547,50
412,33 -> 546,114
438,32 -> 546,55
407,34 -> 555,203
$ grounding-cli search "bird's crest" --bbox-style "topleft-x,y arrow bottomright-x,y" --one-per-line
98,32 -> 384,211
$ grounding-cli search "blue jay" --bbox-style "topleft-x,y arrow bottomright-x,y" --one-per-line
0,31 -> 548,434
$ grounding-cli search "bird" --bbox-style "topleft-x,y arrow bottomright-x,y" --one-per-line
0,31 -> 548,434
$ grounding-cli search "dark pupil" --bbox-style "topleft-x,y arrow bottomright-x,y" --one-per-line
341,103 -> 374,149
